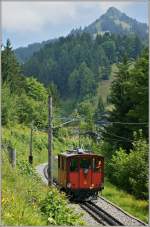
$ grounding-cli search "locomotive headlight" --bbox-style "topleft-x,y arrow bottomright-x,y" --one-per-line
67,182 -> 71,188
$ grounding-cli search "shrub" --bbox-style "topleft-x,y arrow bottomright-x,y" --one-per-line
40,187 -> 84,225
109,130 -> 148,199
17,160 -> 35,176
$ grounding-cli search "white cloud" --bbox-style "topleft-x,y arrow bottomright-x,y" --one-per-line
2,1 -> 78,32
2,1 -> 134,33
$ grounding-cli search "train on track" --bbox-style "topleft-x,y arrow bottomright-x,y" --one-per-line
53,148 -> 104,201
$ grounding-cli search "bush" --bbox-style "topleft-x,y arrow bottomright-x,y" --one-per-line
40,187 -> 84,225
108,130 -> 148,199
17,160 -> 35,176
2,85 -> 18,126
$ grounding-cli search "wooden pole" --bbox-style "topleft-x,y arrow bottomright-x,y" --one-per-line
29,125 -> 33,164
48,95 -> 53,186
8,147 -> 16,167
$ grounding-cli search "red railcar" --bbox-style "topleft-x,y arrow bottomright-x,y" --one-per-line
57,149 -> 104,200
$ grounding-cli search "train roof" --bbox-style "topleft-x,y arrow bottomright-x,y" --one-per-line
59,148 -> 104,158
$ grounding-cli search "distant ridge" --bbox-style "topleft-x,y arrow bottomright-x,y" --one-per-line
14,7 -> 148,64
14,39 -> 56,64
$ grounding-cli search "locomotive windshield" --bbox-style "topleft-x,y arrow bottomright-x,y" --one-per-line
80,159 -> 91,169
70,159 -> 78,171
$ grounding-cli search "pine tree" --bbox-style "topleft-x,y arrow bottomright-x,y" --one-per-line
105,57 -> 134,151
2,39 -> 25,93
105,49 -> 148,151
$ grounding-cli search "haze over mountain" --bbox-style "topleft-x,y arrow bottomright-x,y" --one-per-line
14,7 -> 148,64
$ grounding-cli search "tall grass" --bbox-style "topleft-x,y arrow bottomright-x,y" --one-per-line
102,180 -> 148,223
2,125 -> 85,226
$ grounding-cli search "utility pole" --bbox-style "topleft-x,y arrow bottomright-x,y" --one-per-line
29,123 -> 33,164
48,95 -> 53,186
79,118 -> 81,148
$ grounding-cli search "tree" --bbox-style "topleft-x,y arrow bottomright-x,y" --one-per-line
102,40 -> 116,63
94,97 -> 105,122
2,39 -> 25,93
105,49 -> 148,151
126,48 -> 148,138
69,62 -> 96,99
2,84 -> 18,125
105,57 -> 134,151
25,77 -> 48,101
109,130 -> 148,199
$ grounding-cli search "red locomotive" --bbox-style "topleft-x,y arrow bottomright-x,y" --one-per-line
57,148 -> 104,201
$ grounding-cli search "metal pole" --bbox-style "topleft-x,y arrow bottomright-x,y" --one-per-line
29,125 -> 33,164
48,95 -> 53,186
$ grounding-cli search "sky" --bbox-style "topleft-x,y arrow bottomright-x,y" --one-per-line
2,1 -> 149,49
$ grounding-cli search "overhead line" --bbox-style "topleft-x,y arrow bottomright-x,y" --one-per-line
97,121 -> 148,125
98,128 -> 133,142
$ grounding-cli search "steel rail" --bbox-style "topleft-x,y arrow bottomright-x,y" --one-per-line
80,203 -> 108,225
81,201 -> 124,226
98,196 -> 147,226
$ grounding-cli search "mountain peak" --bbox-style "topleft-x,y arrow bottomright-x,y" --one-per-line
106,7 -> 121,14
105,7 -> 123,18
83,7 -> 148,40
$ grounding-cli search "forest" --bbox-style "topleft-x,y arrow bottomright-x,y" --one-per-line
23,32 -> 143,99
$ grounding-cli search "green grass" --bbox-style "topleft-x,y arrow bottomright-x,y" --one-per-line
2,125 -> 85,226
97,64 -> 118,103
102,180 -> 148,223
2,155 -> 48,225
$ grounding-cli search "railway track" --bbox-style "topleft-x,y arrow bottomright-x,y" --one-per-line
43,164 -> 147,226
80,201 -> 124,226
96,196 -> 147,226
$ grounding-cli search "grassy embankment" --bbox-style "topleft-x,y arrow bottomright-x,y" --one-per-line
2,125 -> 85,226
97,63 -> 117,104
102,180 -> 148,223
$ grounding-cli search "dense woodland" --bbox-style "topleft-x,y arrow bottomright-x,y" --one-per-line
23,32 -> 143,99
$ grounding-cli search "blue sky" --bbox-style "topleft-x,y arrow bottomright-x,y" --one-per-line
2,1 -> 149,49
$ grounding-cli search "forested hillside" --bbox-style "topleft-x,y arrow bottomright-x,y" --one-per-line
14,7 -> 148,64
23,32 -> 143,99
14,39 -> 56,64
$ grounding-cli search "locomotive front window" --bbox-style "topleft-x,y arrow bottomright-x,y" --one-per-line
80,159 -> 91,169
70,159 -> 78,172
93,159 -> 102,172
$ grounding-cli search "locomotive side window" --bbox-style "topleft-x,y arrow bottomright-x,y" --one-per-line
80,159 -> 91,169
62,158 -> 64,170
58,156 -> 60,168
64,159 -> 66,170
70,159 -> 78,172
